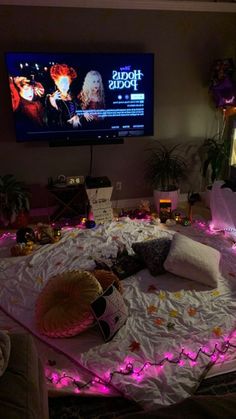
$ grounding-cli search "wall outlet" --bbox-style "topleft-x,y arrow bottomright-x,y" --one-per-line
116,181 -> 122,191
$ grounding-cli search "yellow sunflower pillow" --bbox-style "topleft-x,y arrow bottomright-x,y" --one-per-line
35,270 -> 102,338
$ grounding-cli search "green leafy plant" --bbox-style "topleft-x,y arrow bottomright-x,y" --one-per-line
145,142 -> 187,191
0,174 -> 30,226
201,136 -> 231,184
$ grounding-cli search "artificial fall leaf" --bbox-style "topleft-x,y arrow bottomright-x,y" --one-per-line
147,284 -> 158,293
187,307 -> 197,317
36,276 -> 44,285
154,318 -> 165,326
129,341 -> 141,352
147,305 -> 158,314
159,291 -> 166,300
213,327 -> 222,337
228,272 -> 236,278
173,291 -> 182,299
55,261 -> 62,266
69,232 -> 77,238
211,290 -> 220,297
169,310 -> 179,318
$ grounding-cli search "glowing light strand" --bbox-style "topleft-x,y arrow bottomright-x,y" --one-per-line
46,339 -> 236,392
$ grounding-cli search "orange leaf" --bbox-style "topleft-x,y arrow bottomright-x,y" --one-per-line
154,317 -> 165,326
147,305 -> 158,314
188,307 -> 197,317
213,327 -> 222,337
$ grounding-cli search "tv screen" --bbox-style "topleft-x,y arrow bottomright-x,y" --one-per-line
5,52 -> 154,145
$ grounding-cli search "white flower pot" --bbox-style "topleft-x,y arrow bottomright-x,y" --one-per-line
153,189 -> 180,212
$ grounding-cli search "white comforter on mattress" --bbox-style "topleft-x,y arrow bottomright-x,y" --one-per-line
0,219 -> 236,409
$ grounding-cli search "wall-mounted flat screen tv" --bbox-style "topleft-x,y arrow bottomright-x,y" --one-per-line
5,52 -> 154,145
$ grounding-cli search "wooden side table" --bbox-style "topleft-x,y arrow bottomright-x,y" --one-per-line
47,185 -> 88,222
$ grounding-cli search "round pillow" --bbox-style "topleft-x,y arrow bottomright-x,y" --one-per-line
92,269 -> 123,294
35,270 -> 102,338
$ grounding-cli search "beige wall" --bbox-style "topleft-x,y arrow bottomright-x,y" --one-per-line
0,6 -> 236,199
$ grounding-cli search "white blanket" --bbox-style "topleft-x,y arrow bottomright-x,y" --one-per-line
0,219 -> 236,409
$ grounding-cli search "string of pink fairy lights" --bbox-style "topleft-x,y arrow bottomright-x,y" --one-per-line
46,338 -> 236,393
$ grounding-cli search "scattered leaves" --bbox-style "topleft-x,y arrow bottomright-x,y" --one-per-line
159,291 -> 166,300
129,341 -> 141,352
147,305 -> 158,314
187,307 -> 197,317
211,290 -> 220,297
173,291 -> 182,299
36,276 -> 44,285
169,310 -> 179,318
213,327 -> 222,337
154,317 -> 165,326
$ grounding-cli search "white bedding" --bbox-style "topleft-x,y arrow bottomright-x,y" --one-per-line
0,219 -> 236,409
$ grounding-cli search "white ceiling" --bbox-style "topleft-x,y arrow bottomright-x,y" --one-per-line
0,0 -> 236,12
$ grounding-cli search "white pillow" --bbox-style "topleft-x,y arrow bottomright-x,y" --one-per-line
163,233 -> 221,288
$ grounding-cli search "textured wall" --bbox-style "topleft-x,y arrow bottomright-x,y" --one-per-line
0,6 -> 235,199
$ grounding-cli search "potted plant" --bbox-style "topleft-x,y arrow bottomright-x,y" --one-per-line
200,135 -> 231,207
145,142 -> 187,211
201,136 -> 231,184
0,174 -> 30,227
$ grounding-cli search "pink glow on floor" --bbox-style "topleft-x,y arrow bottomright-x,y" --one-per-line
0,232 -> 16,242
164,352 -> 174,360
44,331 -> 236,395
178,360 -> 185,367
189,361 -> 198,367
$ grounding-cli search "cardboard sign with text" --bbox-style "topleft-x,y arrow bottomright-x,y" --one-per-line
86,187 -> 113,224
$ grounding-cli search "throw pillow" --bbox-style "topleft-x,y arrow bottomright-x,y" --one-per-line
35,270 -> 103,337
91,284 -> 128,342
92,269 -> 123,294
132,238 -> 172,276
163,233 -> 221,288
112,254 -> 146,280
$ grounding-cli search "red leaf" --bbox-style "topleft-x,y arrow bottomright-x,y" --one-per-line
129,341 -> 140,352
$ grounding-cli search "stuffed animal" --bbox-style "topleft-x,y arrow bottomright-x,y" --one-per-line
16,227 -> 36,244
35,223 -> 55,245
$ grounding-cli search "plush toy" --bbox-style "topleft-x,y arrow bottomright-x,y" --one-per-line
35,223 -> 55,245
11,241 -> 35,257
16,227 -> 36,244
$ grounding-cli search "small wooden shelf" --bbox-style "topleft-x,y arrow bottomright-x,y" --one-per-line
47,185 -> 88,222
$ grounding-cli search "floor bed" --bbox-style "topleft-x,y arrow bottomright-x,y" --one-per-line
0,218 -> 236,411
